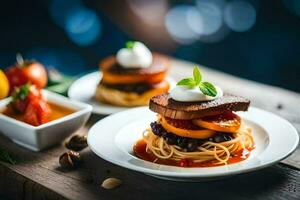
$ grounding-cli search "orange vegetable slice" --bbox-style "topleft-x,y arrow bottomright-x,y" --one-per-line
102,70 -> 167,85
193,111 -> 241,132
100,54 -> 170,85
159,116 -> 215,139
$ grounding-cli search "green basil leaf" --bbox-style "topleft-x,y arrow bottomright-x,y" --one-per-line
126,41 -> 135,49
199,82 -> 217,97
177,78 -> 196,87
12,83 -> 31,102
0,148 -> 16,165
193,66 -> 202,85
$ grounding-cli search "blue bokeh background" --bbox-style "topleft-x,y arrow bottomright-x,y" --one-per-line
0,0 -> 299,92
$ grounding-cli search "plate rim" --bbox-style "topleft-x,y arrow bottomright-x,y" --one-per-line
87,106 -> 299,178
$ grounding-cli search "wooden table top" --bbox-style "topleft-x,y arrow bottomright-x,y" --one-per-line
0,59 -> 299,200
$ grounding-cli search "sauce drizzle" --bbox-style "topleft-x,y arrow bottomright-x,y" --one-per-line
2,102 -> 76,126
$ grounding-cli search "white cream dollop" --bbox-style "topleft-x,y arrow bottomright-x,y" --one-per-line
116,41 -> 153,68
170,85 -> 223,102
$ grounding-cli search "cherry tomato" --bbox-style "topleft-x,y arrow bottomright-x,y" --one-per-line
5,67 -> 27,93
9,84 -> 52,126
178,159 -> 193,167
5,59 -> 47,94
23,98 -> 51,126
10,84 -> 42,113
22,61 -> 48,88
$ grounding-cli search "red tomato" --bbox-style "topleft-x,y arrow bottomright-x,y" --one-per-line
23,98 -> 52,126
10,84 -> 42,113
9,84 -> 52,126
27,85 -> 43,100
5,61 -> 48,94
22,62 -> 48,89
5,67 -> 27,93
12,98 -> 28,114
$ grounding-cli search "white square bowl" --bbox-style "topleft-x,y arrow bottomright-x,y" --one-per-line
0,90 -> 92,151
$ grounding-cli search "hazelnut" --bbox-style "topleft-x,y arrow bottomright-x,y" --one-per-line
65,135 -> 88,151
59,150 -> 81,169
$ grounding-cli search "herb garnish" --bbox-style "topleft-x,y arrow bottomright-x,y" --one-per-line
177,66 -> 217,97
0,147 -> 16,165
125,41 -> 135,49
12,83 -> 31,101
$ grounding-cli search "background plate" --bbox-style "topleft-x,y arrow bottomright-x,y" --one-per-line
68,72 -> 176,115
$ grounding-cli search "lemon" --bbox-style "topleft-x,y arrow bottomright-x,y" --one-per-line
0,70 -> 9,99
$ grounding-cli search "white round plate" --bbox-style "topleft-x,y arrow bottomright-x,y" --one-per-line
88,107 -> 299,181
68,72 -> 176,115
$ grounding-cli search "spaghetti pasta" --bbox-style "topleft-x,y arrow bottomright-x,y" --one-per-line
139,124 -> 254,166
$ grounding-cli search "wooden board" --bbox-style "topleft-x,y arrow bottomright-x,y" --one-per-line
0,129 -> 299,200
0,60 -> 300,200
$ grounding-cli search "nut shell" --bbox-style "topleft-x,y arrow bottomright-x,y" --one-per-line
59,150 -> 81,169
65,135 -> 88,151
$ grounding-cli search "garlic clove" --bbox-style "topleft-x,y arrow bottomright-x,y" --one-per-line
101,177 -> 122,189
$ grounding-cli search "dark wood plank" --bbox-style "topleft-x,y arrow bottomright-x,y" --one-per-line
0,130 -> 299,200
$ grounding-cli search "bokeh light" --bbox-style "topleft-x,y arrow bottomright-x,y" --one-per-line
65,8 -> 102,46
224,1 -> 256,32
128,0 -> 168,27
186,7 -> 204,36
49,0 -> 102,46
195,0 -> 223,35
197,24 -> 230,43
165,1 -> 231,44
49,0 -> 84,28
165,5 -> 202,44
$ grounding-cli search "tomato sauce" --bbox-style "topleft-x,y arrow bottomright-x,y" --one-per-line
48,103 -> 76,121
164,117 -> 204,130
2,102 -> 76,126
133,139 -> 254,168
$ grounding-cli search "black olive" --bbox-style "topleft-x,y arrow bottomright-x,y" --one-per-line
187,139 -> 198,152
150,121 -> 158,131
177,137 -> 188,148
224,134 -> 233,141
165,134 -> 177,145
161,131 -> 168,138
150,122 -> 164,136
213,135 -> 223,143
197,139 -> 205,146
213,133 -> 233,143
135,85 -> 150,94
